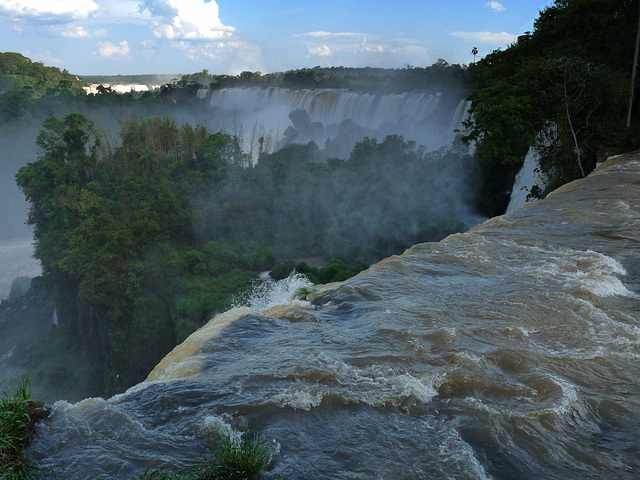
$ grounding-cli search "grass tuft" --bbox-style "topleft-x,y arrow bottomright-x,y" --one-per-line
202,428 -> 273,480
137,427 -> 274,480
1,378 -> 50,478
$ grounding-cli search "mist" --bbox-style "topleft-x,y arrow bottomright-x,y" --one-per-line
0,69 -> 488,403
199,85 -> 470,160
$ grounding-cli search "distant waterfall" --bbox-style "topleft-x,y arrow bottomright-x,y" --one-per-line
199,87 -> 469,157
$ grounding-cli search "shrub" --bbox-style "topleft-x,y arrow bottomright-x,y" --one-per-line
203,429 -> 273,480
0,379 -> 49,477
138,428 -> 273,480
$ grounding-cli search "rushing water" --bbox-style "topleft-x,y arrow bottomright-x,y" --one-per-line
26,153 -> 640,479
506,148 -> 545,213
200,87 -> 470,157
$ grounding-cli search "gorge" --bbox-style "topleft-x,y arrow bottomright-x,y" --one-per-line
23,151 -> 640,479
2,1 -> 640,477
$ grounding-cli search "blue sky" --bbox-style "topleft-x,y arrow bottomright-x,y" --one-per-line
0,0 -> 554,75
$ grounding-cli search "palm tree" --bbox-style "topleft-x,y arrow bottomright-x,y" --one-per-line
472,46 -> 478,64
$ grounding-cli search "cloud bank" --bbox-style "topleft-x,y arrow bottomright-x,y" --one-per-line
0,0 -> 99,22
139,0 -> 234,40
295,30 -> 429,67
450,31 -> 517,44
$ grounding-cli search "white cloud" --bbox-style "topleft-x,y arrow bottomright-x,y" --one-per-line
308,45 -> 332,57
360,36 -> 387,53
296,30 -> 429,67
48,25 -> 106,38
99,40 -> 131,57
21,50 -> 64,66
60,25 -> 91,38
140,39 -> 156,49
95,0 -> 152,23
484,1 -> 506,12
296,31 -> 367,40
174,39 -> 264,74
301,32 -> 419,57
0,0 -> 99,22
450,31 -> 517,44
138,0 -> 234,40
136,1 -> 267,72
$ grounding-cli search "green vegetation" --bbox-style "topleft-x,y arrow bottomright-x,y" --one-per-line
14,110 -> 473,397
462,0 -> 640,195
0,52 -> 87,125
10,0 -> 636,403
203,429 -> 273,480
136,428 -> 273,480
165,61 -> 470,95
0,379 -> 47,478
0,52 -> 85,97
270,259 -> 368,284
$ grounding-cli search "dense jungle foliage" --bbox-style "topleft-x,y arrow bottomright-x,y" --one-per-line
1,51 -> 478,399
14,113 -> 475,396
0,52 -> 85,98
462,0 -> 640,194
5,0 -> 640,402
174,60 -> 470,95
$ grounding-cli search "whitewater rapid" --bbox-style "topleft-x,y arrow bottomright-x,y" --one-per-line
27,152 -> 640,479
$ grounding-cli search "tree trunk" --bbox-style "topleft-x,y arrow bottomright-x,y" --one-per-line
563,73 -> 586,177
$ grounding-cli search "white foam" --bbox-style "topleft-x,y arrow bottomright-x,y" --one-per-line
547,374 -> 579,415
437,426 -> 493,480
241,273 -> 315,312
199,414 -> 242,442
461,373 -> 579,418
515,246 -> 634,297
272,355 -> 443,410
272,383 -> 326,411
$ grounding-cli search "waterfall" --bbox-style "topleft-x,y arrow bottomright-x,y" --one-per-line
201,87 -> 467,158
26,152 -> 640,480
506,147 -> 546,213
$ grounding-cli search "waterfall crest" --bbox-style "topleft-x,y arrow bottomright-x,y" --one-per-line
200,87 -> 469,157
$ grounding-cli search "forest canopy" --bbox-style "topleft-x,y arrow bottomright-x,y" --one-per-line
15,113 -> 478,397
462,0 -> 640,194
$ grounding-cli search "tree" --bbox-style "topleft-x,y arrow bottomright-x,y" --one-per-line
463,0 -> 637,195
16,113 -> 100,272
542,56 -> 625,178
472,46 -> 478,64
